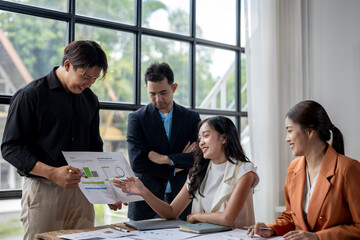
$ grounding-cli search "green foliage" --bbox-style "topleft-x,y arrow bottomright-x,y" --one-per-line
169,9 -> 189,35
241,57 -> 247,109
142,0 -> 167,24
0,217 -> 23,236
0,12 -> 66,79
77,0 -> 135,24
94,204 -> 105,224
76,24 -> 135,102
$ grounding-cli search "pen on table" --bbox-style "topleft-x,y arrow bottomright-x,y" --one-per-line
224,236 -> 243,240
106,177 -> 127,182
68,169 -> 88,178
244,226 -> 272,230
114,226 -> 130,233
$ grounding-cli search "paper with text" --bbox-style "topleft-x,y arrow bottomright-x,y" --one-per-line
190,229 -> 284,240
58,227 -> 134,239
63,151 -> 143,204
131,228 -> 196,240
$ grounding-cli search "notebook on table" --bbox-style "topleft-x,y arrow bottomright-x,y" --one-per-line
124,219 -> 186,231
179,222 -> 232,234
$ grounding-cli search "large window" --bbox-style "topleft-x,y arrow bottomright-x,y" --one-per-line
0,0 -> 246,237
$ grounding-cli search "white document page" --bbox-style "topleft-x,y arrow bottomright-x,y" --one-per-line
58,227 -> 135,239
63,151 -> 143,204
190,229 -> 284,240
131,228 -> 197,240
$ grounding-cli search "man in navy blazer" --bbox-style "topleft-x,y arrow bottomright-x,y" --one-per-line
127,62 -> 200,221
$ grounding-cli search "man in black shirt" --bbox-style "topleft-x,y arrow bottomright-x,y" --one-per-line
1,40 -> 113,239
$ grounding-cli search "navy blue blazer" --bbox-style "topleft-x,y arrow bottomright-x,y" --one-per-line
127,102 -> 200,220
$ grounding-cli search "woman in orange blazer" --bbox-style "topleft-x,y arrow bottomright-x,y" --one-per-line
248,100 -> 360,240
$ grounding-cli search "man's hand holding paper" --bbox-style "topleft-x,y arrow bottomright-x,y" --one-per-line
63,151 -> 143,204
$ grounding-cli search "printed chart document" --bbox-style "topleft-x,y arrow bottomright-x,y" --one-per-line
131,228 -> 196,240
63,151 -> 143,204
190,229 -> 284,240
59,227 -> 134,240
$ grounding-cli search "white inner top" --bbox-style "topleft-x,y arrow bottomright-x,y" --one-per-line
302,165 -> 319,220
200,161 -> 227,212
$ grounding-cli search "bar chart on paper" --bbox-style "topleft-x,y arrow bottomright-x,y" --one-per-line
63,151 -> 143,204
133,228 -> 195,240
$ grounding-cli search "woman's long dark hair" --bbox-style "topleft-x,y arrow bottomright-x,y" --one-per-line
286,100 -> 344,154
188,116 -> 249,199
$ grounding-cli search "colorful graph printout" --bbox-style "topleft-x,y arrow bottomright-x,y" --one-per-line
63,151 -> 143,204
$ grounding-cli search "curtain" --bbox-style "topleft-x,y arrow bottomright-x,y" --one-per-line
244,0 -> 309,223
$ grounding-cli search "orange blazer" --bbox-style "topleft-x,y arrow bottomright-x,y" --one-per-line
269,145 -> 360,240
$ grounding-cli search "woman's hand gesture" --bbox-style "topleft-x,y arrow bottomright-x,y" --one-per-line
112,176 -> 146,196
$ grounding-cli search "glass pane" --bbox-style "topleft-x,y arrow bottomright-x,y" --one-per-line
99,110 -> 130,160
196,45 -> 236,110
96,109 -> 130,226
0,163 -> 22,191
76,0 -> 135,25
241,117 -> 251,159
2,0 -> 67,12
0,105 -> 23,239
76,24 -> 135,103
0,107 -> 23,191
142,0 -> 190,35
200,114 -> 236,126
0,12 -> 67,94
94,204 -> 129,227
241,0 -> 245,48
241,54 -> 247,111
0,200 -> 23,238
196,0 -> 236,45
141,35 -> 190,107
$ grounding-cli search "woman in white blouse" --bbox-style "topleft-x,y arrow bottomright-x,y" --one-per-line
114,116 -> 259,228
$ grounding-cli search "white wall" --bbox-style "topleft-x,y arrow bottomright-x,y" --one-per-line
308,0 -> 360,160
